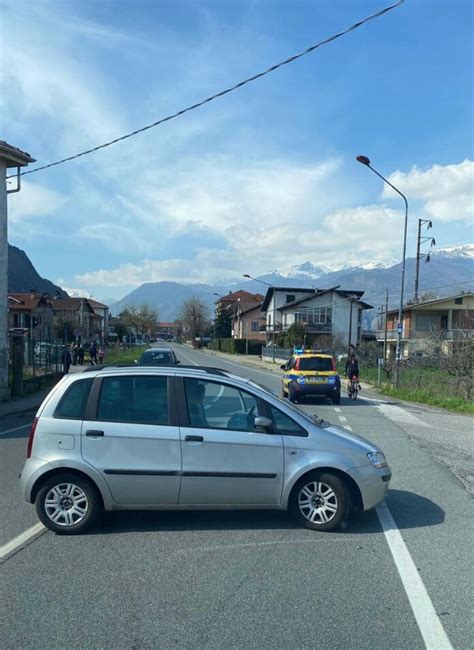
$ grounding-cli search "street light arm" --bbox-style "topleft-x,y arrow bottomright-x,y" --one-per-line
366,164 -> 408,212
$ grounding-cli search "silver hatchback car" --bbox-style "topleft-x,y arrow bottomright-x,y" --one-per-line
20,365 -> 391,534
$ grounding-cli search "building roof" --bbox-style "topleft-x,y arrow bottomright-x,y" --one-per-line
217,290 -> 264,304
386,291 -> 474,316
0,140 -> 36,167
87,299 -> 108,309
7,293 -> 53,310
238,303 -> 264,317
262,286 -> 369,312
53,298 -> 95,313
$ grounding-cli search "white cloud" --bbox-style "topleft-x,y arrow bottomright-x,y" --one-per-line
383,159 -> 474,222
8,180 -> 65,221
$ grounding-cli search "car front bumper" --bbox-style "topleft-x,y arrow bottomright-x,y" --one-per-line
348,464 -> 392,511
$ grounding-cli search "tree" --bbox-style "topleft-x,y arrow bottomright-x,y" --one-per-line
120,304 -> 158,339
214,309 -> 232,338
284,322 -> 306,348
179,297 -> 210,343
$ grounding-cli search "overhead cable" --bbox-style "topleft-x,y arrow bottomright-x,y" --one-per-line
14,0 -> 404,178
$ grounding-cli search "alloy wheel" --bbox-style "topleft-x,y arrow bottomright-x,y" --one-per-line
44,482 -> 89,527
298,480 -> 338,525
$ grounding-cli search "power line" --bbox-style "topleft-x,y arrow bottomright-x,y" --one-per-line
12,0 -> 404,179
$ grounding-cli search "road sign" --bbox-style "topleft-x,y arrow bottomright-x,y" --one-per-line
377,358 -> 384,366
396,323 -> 403,334
73,328 -> 81,337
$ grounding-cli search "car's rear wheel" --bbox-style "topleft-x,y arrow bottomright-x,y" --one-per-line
332,392 -> 341,405
35,473 -> 101,535
289,390 -> 297,403
289,472 -> 349,532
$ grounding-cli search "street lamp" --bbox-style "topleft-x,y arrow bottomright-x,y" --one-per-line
243,274 -> 276,362
356,155 -> 408,388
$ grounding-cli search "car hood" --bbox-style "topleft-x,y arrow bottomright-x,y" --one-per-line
315,421 -> 380,454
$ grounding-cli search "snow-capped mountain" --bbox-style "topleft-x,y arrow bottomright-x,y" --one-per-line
432,244 -> 474,259
283,261 -> 333,279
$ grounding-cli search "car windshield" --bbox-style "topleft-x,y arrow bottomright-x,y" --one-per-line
140,351 -> 172,364
299,357 -> 333,371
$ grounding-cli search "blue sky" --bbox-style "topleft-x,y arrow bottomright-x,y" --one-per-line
3,0 -> 473,300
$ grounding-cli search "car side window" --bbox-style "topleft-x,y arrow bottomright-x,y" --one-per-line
97,376 -> 169,425
184,379 -> 259,432
268,404 -> 307,437
54,378 -> 93,419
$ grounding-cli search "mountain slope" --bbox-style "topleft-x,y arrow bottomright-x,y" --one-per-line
110,250 -> 473,323
8,244 -> 68,297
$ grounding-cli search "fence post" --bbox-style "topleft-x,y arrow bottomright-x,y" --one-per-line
11,335 -> 24,397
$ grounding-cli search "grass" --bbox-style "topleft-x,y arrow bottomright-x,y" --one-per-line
101,346 -> 147,365
353,364 -> 474,414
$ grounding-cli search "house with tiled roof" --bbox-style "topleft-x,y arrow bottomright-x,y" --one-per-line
8,292 -> 54,342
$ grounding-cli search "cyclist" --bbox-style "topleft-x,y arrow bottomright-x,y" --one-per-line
345,353 -> 361,393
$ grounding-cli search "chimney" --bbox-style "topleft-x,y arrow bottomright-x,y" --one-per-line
30,288 -> 36,300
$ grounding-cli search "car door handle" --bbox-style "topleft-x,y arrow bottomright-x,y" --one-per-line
85,430 -> 104,437
185,435 -> 204,442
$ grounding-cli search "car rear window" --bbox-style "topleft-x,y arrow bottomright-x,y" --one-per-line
140,351 -> 172,364
54,378 -> 93,419
298,357 -> 333,371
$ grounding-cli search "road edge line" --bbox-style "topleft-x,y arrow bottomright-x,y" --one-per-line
0,522 -> 46,563
376,502 -> 453,649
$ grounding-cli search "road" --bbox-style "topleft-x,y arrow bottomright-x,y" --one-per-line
1,344 -> 472,649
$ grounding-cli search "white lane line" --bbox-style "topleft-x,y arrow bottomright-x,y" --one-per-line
343,425 -> 353,431
376,503 -> 453,649
0,522 -> 46,562
176,348 -> 199,366
177,347 -> 277,378
334,407 -> 342,413
338,415 -> 348,423
0,423 -> 30,436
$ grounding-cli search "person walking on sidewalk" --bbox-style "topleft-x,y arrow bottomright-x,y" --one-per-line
98,346 -> 105,364
89,341 -> 98,365
62,345 -> 72,375
78,344 -> 85,365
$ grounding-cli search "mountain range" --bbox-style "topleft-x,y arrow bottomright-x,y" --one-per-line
109,245 -> 473,326
7,243 -> 472,329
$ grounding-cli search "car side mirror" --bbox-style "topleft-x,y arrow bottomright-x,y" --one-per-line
254,416 -> 273,433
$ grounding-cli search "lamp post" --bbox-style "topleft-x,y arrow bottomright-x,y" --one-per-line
356,155 -> 408,388
243,274 -> 276,362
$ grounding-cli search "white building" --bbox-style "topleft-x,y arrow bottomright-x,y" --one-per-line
261,286 -> 372,348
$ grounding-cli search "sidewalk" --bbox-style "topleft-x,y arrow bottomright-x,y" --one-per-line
0,364 -> 85,419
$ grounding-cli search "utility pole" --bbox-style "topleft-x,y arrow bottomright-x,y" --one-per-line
347,296 -> 354,356
414,218 -> 435,301
383,289 -> 388,362
0,143 -> 35,400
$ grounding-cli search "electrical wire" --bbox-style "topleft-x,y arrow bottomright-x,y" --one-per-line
12,0 -> 404,178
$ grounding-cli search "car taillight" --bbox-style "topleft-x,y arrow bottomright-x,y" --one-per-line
27,417 -> 38,458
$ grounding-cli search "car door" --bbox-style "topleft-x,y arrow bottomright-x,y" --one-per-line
81,374 -> 181,505
178,377 -> 284,505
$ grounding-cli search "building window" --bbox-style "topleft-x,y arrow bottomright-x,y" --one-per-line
454,297 -> 463,305
251,321 -> 259,332
286,294 -> 295,303
295,307 -> 332,325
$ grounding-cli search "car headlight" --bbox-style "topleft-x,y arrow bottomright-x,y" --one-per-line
367,451 -> 388,468
328,377 -> 336,384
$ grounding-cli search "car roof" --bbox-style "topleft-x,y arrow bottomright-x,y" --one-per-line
292,352 -> 333,359
141,347 -> 173,353
80,364 -> 240,380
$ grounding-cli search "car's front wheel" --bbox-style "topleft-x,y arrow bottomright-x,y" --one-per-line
289,472 -> 349,532
35,473 -> 101,535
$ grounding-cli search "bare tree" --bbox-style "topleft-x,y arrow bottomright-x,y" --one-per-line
120,304 -> 158,339
179,297 -> 210,343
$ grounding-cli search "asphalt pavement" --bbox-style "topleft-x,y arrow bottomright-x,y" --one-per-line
1,344 -> 472,649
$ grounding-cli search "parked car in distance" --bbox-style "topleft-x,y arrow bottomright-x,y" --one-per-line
19,365 -> 391,535
137,347 -> 179,366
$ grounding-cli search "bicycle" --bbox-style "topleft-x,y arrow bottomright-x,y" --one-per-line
347,375 -> 360,400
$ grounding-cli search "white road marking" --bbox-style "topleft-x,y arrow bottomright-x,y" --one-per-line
338,415 -> 348,422
376,403 -> 431,428
0,522 -> 46,562
0,423 -> 30,436
176,348 -> 200,366
376,503 -> 453,649
343,425 -> 353,431
334,407 -> 342,412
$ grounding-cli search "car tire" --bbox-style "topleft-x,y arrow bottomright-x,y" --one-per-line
289,471 -> 350,532
289,390 -> 297,403
332,393 -> 341,405
35,473 -> 101,535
